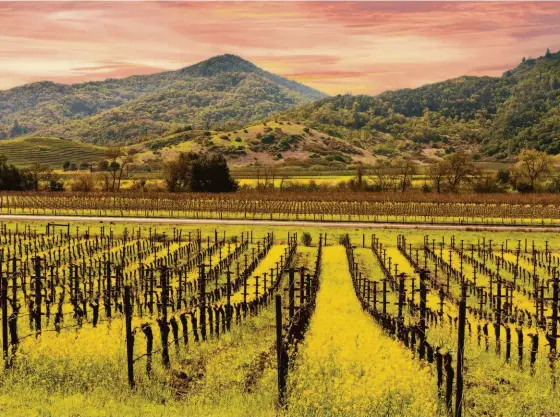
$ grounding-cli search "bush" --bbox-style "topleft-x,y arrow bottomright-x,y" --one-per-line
497,168 -> 510,184
47,178 -> 65,192
261,133 -> 275,144
547,175 -> 560,193
235,137 -> 242,142
71,172 -> 97,192
515,181 -> 534,193
338,234 -> 350,246
473,175 -> 505,193
301,232 -> 312,246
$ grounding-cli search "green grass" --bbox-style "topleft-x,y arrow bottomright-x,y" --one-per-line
0,136 -> 107,167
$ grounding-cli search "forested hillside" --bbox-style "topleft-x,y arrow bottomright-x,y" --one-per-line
282,50 -> 560,157
0,55 -> 326,145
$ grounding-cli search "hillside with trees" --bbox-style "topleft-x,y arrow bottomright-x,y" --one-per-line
1,51 -> 559,169
281,49 -> 560,157
0,55 -> 326,145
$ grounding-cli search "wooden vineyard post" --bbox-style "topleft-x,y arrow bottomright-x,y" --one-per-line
199,264 -> 207,341
550,273 -> 559,354
243,255 -> 248,305
160,266 -> 170,368
106,260 -> 112,318
288,268 -> 295,320
445,353 -> 454,415
226,270 -> 232,330
299,267 -> 305,307
255,275 -> 260,307
398,275 -> 405,319
455,282 -> 467,417
34,256 -> 42,334
419,269 -> 428,360
1,263 -> 7,368
382,279 -> 388,315
275,295 -> 286,406
124,285 -> 134,388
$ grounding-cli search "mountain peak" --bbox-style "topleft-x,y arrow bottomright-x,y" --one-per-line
180,54 -> 258,77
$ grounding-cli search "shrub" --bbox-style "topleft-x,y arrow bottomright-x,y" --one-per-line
301,232 -> 312,247
261,133 -> 275,144
421,183 -> 432,193
235,137 -> 242,142
71,172 -> 97,192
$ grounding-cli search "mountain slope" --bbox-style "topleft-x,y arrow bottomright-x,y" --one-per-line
0,55 -> 326,145
281,50 -> 560,157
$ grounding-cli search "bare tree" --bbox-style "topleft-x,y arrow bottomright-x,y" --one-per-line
105,147 -> 135,192
428,162 -> 446,193
254,158 -> 261,188
394,157 -> 416,192
263,165 -> 270,190
372,162 -> 393,192
269,165 -> 277,190
26,163 -> 50,191
355,162 -> 364,190
116,154 -> 134,192
442,152 -> 476,192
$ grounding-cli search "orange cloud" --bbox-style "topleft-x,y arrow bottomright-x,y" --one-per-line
0,2 -> 559,94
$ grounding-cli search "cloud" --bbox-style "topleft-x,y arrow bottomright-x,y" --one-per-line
0,1 -> 559,94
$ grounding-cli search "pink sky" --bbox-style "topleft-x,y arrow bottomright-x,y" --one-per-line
1,1 -> 559,95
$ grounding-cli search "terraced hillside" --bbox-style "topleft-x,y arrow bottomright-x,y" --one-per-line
0,137 -> 106,167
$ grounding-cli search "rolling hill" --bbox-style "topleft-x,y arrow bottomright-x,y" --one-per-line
280,49 -> 560,157
0,55 -> 326,145
131,120 -> 377,169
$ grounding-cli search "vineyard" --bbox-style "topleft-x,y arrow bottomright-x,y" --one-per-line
0,221 -> 558,416
2,191 -> 560,226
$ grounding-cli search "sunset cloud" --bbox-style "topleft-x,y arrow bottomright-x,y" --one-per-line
0,2 -> 559,94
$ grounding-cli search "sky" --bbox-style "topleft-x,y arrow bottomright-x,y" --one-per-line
1,1 -> 560,95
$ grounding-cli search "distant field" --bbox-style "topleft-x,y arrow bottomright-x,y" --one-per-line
0,137 -> 106,167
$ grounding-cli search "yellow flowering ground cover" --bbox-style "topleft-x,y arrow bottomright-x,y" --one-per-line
285,245 -> 440,417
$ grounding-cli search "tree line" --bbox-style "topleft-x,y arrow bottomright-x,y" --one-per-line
0,147 -> 555,195
340,149 -> 556,194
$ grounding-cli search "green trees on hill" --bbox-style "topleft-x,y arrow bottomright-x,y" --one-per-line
283,50 -> 560,157
0,55 -> 324,144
